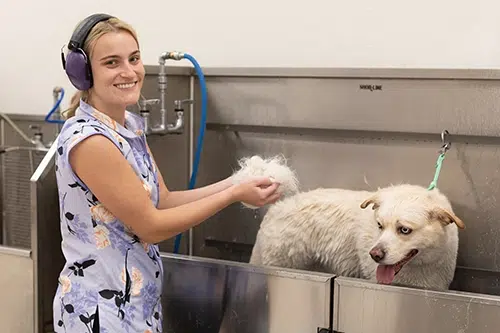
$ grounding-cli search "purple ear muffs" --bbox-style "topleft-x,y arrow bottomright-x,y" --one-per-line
61,13 -> 114,91
62,49 -> 93,90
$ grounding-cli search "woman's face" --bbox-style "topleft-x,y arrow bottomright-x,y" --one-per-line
89,30 -> 145,111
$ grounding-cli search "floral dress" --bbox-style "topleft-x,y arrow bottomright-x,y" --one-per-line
53,99 -> 164,333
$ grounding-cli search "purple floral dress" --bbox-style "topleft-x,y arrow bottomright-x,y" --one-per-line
53,99 -> 164,333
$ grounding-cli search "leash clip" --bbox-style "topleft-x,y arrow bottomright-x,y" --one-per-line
428,129 -> 452,191
440,130 -> 451,155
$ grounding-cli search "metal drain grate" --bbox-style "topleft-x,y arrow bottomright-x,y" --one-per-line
3,149 -> 46,249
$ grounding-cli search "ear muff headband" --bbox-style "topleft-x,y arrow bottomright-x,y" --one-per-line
61,13 -> 115,91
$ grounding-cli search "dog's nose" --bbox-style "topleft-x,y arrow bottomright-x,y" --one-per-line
369,247 -> 385,262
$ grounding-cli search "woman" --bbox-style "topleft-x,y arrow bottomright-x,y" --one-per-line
54,14 -> 280,332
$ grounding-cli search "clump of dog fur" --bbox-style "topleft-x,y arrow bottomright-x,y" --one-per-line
231,155 -> 300,208
232,154 -> 465,291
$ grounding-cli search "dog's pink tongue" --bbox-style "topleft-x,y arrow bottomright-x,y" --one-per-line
376,265 -> 396,284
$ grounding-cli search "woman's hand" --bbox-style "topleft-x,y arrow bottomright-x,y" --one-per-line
230,177 -> 281,207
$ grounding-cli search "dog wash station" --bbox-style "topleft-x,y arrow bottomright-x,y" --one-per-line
28,65 -> 500,333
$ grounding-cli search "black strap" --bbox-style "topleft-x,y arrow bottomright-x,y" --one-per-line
69,13 -> 114,50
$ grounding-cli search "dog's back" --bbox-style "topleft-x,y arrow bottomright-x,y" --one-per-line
250,188 -> 376,277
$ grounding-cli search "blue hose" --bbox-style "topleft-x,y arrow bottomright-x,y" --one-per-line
45,88 -> 66,124
173,53 -> 207,254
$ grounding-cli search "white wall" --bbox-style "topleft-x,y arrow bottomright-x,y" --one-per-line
1,0 -> 499,115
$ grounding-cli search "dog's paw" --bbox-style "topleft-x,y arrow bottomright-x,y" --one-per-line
231,155 -> 300,208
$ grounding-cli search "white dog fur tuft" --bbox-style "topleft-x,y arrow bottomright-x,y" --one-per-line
231,155 -> 300,209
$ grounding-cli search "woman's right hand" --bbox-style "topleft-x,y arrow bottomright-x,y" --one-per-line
230,177 -> 281,207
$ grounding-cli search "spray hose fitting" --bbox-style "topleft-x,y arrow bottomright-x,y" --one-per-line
159,51 -> 185,61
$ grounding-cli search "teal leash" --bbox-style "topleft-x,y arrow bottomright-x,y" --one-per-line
427,152 -> 446,190
428,130 -> 451,191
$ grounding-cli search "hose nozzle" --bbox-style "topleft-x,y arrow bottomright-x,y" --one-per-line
159,51 -> 185,61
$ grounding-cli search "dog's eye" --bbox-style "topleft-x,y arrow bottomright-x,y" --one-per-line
399,226 -> 412,235
377,222 -> 383,230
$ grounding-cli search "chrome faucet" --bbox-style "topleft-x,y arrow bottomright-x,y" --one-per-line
138,52 -> 194,136
139,96 -> 193,135
29,125 -> 49,149
138,98 -> 159,135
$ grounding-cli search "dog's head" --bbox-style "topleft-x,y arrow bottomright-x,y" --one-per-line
360,184 -> 465,285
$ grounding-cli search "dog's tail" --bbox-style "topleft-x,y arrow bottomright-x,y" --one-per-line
230,154 -> 300,209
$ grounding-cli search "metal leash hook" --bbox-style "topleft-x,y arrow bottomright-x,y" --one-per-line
440,129 -> 451,155
428,129 -> 452,191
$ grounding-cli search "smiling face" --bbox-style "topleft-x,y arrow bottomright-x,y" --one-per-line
87,30 -> 145,116
360,184 -> 465,285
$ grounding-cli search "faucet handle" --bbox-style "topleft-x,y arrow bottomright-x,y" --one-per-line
174,99 -> 194,110
139,98 -> 160,110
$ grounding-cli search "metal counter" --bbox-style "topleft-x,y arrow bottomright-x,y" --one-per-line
333,277 -> 500,333
0,246 -> 33,333
160,253 -> 334,333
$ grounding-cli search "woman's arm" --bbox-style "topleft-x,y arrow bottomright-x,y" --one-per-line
146,144 -> 234,209
70,135 -> 279,244
159,178 -> 234,209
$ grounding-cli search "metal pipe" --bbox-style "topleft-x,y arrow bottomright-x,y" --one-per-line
140,53 -> 186,135
188,75 -> 195,256
157,56 -> 167,130
142,112 -> 151,135
0,146 -> 50,154
138,98 -> 159,135
159,51 -> 184,61
52,86 -> 64,135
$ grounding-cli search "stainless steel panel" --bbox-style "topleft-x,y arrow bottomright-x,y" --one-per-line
451,266 -> 500,296
160,253 -> 334,333
0,247 -> 34,333
30,142 -> 64,333
333,276 -> 500,333
201,76 -> 500,137
144,65 -> 500,80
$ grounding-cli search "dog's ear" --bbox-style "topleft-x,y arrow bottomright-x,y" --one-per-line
429,207 -> 466,230
360,196 -> 380,210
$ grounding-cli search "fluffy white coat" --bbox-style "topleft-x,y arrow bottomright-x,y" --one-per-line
231,155 -> 299,208
233,155 -> 466,291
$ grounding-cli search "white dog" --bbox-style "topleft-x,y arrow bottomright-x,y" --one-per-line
232,155 -> 466,291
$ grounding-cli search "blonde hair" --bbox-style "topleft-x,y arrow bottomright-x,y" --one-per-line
63,17 -> 139,119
